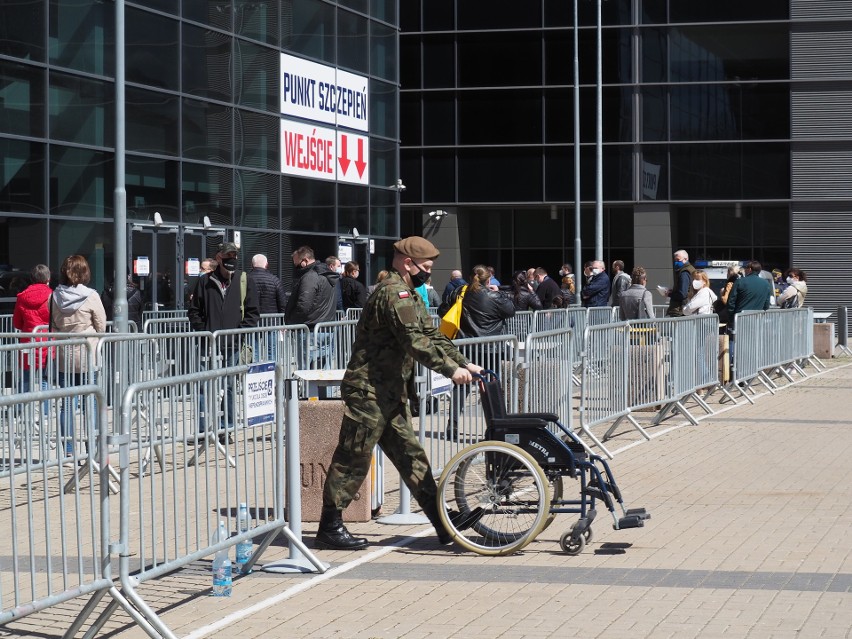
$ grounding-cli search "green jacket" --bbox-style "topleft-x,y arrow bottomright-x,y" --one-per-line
342,270 -> 468,404
727,272 -> 772,316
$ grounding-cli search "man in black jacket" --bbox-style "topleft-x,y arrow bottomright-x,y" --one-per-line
534,267 -> 563,309
188,241 -> 260,433
248,254 -> 286,315
285,246 -> 339,370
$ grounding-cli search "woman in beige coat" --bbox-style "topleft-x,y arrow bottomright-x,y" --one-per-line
50,254 -> 106,457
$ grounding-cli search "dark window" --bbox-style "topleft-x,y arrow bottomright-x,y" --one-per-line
130,0 -> 176,14
670,0 -> 788,23
641,86 -> 667,142
370,137 -> 397,189
544,88 -> 574,144
458,148 -> 543,202
400,36 -> 422,89
544,147 -> 574,202
513,208 -> 562,248
422,150 -> 455,202
235,169 -> 280,229
49,73 -> 113,147
0,139 -> 44,214
577,27 -> 630,85
458,90 -> 542,145
544,32 -> 573,87
400,0 -> 420,32
183,99 -> 233,164
0,61 -> 44,138
641,27 -> 667,83
576,0 -> 632,27
126,8 -> 179,91
370,79 -> 397,139
126,156 -> 179,222
126,87 -> 179,156
183,24 -> 232,102
49,0 -> 114,76
235,0 -> 279,46
284,0 -> 336,64
422,92 -> 455,146
339,0 -> 368,15
0,218 -> 46,285
338,183 -> 369,235
400,151 -> 422,203
371,0 -> 396,24
49,146 -> 113,217
370,188 -> 397,238
338,10 -> 369,74
183,0 -> 232,30
400,94 -> 422,146
641,0 -> 667,24
640,145 -> 668,201
49,220 -> 110,292
371,21 -> 397,82
578,86 -> 633,143
423,0 -> 453,31
281,176 -> 334,233
0,0 -> 45,61
422,35 -> 454,89
458,0 -> 541,30
234,109 -> 278,171
183,163 -> 233,226
458,33 -> 542,88
235,40 -> 279,113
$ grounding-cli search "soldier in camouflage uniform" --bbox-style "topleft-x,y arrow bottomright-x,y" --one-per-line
316,236 -> 483,550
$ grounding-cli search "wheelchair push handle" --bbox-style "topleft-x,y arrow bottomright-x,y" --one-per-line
472,369 -> 498,383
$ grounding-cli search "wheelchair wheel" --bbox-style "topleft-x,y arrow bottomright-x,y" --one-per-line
559,529 -> 585,555
437,441 -> 551,556
540,472 -> 563,534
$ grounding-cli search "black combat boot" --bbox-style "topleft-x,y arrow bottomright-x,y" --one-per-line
315,506 -> 368,550
420,497 -> 454,545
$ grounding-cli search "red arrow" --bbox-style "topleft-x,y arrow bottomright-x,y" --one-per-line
338,134 -> 351,175
355,138 -> 367,179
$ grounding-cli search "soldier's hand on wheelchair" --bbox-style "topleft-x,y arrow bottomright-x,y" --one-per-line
465,363 -> 484,376
451,367 -> 473,384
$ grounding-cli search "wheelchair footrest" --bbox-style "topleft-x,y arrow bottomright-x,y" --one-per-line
626,507 -> 650,520
614,515 -> 645,530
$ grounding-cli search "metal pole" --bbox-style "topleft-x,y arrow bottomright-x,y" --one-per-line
113,0 -> 128,332
595,0 -> 603,261
573,0 -> 583,302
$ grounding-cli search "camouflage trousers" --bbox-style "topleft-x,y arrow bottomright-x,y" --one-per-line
322,385 -> 437,511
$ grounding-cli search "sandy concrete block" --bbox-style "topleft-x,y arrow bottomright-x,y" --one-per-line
297,400 -> 371,523
813,323 -> 835,359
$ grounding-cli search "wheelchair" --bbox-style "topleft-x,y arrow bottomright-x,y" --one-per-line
436,371 -> 650,556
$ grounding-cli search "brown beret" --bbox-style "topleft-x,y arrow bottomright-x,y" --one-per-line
218,241 -> 239,254
393,236 -> 440,260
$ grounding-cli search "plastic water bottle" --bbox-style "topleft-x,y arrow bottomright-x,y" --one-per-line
211,520 -> 232,596
235,502 -> 252,572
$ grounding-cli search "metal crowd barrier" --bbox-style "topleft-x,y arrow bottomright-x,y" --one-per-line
522,327 -> 573,435
312,319 -> 357,371
505,310 -> 533,342
345,307 -> 362,321
530,308 -> 568,333
0,315 -> 14,334
588,306 -> 619,326
258,313 -> 287,328
142,309 -> 187,323
142,316 -> 191,335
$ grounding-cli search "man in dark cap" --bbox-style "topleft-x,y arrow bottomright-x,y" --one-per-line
316,236 -> 484,550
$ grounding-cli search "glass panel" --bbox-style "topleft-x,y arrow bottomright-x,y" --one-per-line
0,0 -> 45,61
127,87 -> 179,156
513,208 -> 562,248
399,0 -> 419,31
235,0 -> 279,46
671,83 -> 790,141
422,150 -> 454,202
49,0 -> 113,75
370,188 -> 396,237
641,86 -> 667,141
0,218 -> 47,308
370,79 -> 397,139
49,145 -> 113,217
422,35 -> 454,89
544,31 -> 573,86
182,163 -> 233,226
640,144 -> 668,201
577,0 -> 631,26
467,209 -> 512,248
369,137 -> 396,189
235,169 -> 280,229
371,0 -> 396,24
400,94 -> 421,145
422,0 -> 453,31
400,151 -> 421,203
422,91 -> 454,146
129,0 -> 176,14
183,0 -> 232,30
578,86 -> 633,143
234,109 -> 279,171
641,0 -> 667,24
338,10 -> 369,74
0,61 -> 44,138
641,26 -> 667,83
670,24 -> 790,83
458,149 -> 543,202
183,23 -> 232,102
578,27 -> 630,85
50,219 -> 111,293
544,147 -> 574,202
49,72 -> 112,147
458,33 -> 542,87
371,21 -> 397,82
0,139 -> 45,214
459,90 -> 542,145
458,0 -> 541,30
284,0 -> 336,64
126,8 -> 179,91
670,0 -> 788,23
338,183 -> 369,235
235,40 -> 279,113
339,0 -> 368,15
544,88 -> 573,144
281,176 -> 335,232
183,98 -> 233,163
126,156 -> 180,223
400,36 -> 421,89
752,205 -> 790,250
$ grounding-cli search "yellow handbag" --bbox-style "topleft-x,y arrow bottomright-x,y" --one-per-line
439,285 -> 466,339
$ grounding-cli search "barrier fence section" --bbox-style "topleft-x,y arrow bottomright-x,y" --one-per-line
505,310 -> 533,342
312,319 -> 358,371
588,306 -> 619,326
522,327 -> 574,436
142,316 -> 190,335
0,384 -> 111,627
530,308 -> 568,334
142,310 -> 187,323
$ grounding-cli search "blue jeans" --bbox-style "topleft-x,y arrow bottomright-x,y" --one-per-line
20,369 -> 49,416
198,350 -> 238,434
58,371 -> 94,457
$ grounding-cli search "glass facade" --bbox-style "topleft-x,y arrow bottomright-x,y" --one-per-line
400,0 -> 794,273
0,0 -> 399,308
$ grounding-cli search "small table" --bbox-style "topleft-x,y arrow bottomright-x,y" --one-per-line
813,312 -> 832,323
294,369 -> 345,398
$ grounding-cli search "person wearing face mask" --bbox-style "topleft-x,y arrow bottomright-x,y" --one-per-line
534,266 -> 563,309
316,236 -> 484,550
609,260 -> 631,307
188,241 -> 260,434
665,249 -> 696,317
776,268 -> 808,309
581,260 -> 610,308
682,270 -> 718,315
325,255 -> 345,311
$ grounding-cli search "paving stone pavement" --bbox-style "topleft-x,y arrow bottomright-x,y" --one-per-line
4,361 -> 852,639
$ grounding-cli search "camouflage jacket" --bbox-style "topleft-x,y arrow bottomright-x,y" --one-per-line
342,270 -> 468,403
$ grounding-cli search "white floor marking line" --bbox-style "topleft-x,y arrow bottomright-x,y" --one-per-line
183,527 -> 434,639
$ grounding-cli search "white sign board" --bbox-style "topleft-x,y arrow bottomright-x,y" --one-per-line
185,258 -> 200,276
430,369 -> 453,397
338,242 -> 353,264
134,256 -> 150,277
642,161 -> 661,200
280,120 -> 369,184
280,53 -> 368,133
245,363 -> 276,427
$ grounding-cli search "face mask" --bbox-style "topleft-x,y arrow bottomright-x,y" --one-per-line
336,266 -> 344,274
786,276 -> 794,284
558,270 -> 565,277
591,268 -> 601,276
410,262 -> 431,288
692,280 -> 703,290
221,258 -> 237,273
673,260 -> 685,269
530,280 -> 539,290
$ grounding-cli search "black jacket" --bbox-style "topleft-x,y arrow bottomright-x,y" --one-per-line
512,287 -> 543,311
101,284 -> 144,329
340,275 -> 368,310
247,267 -> 286,314
455,286 -> 515,337
188,269 -> 260,334
284,262 -> 339,328
535,276 -> 562,309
